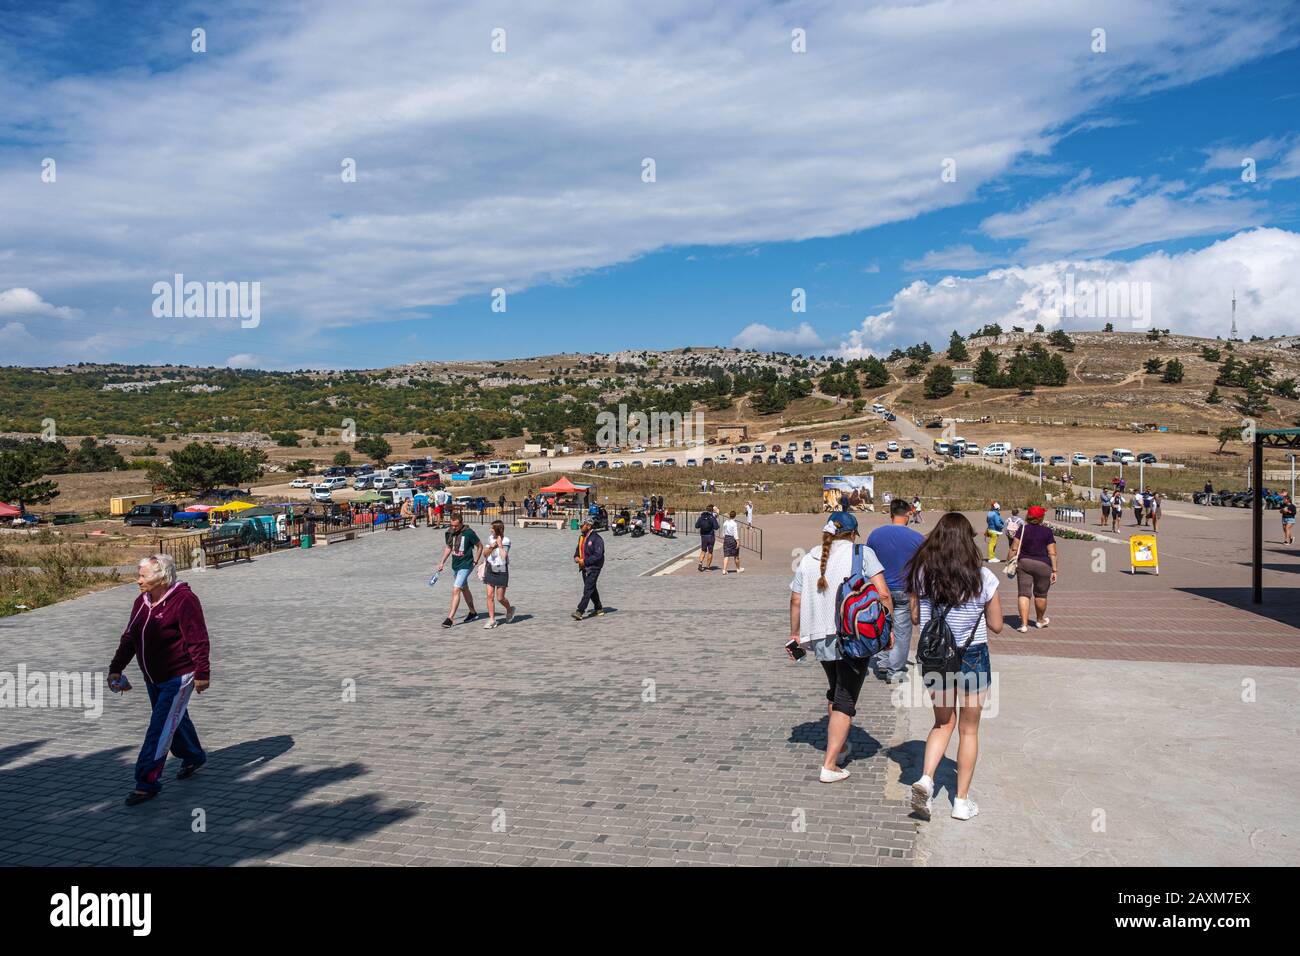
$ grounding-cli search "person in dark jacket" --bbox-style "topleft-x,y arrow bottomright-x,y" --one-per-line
108,555 -> 211,806
695,505 -> 719,572
572,521 -> 606,619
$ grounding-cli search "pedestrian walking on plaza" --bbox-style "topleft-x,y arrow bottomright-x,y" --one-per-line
481,520 -> 514,628
572,520 -> 606,619
498,492 -> 506,514
436,515 -> 482,628
787,512 -> 892,783
109,555 -> 210,806
1008,505 -> 1057,632
867,497 -> 924,683
695,505 -> 719,572
721,510 -> 744,574
984,501 -> 1004,563
745,500 -> 754,525
1109,493 -> 1123,533
907,512 -> 1003,822
1281,493 -> 1296,545
1148,492 -> 1162,533
911,496 -> 923,524
1003,507 -> 1023,561
1099,488 -> 1112,527
1132,491 -> 1144,527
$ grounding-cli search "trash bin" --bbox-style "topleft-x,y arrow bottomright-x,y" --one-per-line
301,534 -> 312,548
569,517 -> 579,530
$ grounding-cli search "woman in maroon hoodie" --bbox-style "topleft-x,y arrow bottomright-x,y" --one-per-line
109,555 -> 212,806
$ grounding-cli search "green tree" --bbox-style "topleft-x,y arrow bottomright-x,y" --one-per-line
333,450 -> 352,466
1103,322 -> 1114,332
861,356 -> 890,388
1161,359 -> 1185,384
355,435 -> 392,464
288,459 -> 316,476
904,360 -> 926,378
1236,380 -> 1272,418
1206,386 -> 1223,405
149,442 -> 266,493
946,331 -> 969,362
923,364 -> 955,399
0,449 -> 61,510
973,348 -> 1001,386
1274,377 -> 1298,400
1047,329 -> 1075,352
1215,425 -> 1240,454
1143,357 -> 1164,374
1201,346 -> 1221,363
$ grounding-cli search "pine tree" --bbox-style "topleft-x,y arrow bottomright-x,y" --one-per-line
973,348 -> 1001,386
1161,359 -> 1184,384
861,356 -> 890,388
923,364 -> 955,399
1206,386 -> 1222,405
947,330 -> 969,362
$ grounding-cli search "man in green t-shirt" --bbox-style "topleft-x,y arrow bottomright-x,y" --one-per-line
436,515 -> 482,628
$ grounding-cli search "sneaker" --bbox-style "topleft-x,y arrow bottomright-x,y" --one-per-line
441,618 -> 454,629
571,611 -> 584,621
593,608 -> 606,616
987,557 -> 1001,563
505,606 -> 515,623
952,797 -> 980,821
463,612 -> 478,623
911,775 -> 934,819
819,766 -> 851,784
483,620 -> 498,629
885,670 -> 907,684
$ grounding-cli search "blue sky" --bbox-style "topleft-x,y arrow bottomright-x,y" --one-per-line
2,0 -> 1299,369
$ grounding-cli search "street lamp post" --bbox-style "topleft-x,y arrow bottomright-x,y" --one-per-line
1140,460 -> 1145,493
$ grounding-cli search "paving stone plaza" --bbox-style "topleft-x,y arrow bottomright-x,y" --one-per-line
1,504 -> 1296,866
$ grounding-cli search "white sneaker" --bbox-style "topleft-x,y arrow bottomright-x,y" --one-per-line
987,557 -> 1001,563
911,775 -> 934,819
819,766 -> 851,783
952,797 -> 980,820
483,620 -> 498,629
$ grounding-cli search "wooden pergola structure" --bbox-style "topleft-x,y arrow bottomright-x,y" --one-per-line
1252,428 -> 1300,604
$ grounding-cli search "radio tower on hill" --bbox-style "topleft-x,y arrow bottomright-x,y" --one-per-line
1230,288 -> 1238,340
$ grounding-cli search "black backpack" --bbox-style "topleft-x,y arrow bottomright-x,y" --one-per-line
695,512 -> 716,533
915,603 -> 983,677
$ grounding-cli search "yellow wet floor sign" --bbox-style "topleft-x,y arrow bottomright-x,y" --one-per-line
1129,534 -> 1159,575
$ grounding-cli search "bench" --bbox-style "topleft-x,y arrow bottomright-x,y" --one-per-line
204,542 -> 252,567
519,518 -> 566,529
321,528 -> 358,544
1053,507 -> 1086,523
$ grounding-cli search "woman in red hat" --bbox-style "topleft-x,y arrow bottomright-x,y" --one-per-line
1008,505 -> 1057,632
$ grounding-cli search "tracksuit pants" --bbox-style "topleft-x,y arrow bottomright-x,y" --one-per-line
134,673 -> 205,793
577,567 -> 603,614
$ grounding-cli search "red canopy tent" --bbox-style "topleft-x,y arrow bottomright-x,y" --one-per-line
0,502 -> 22,518
537,476 -> 591,496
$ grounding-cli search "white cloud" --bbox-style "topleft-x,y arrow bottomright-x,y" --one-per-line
225,353 -> 262,368
980,176 -> 1265,259
841,228 -> 1300,353
0,287 -> 79,319
732,322 -> 824,351
0,0 -> 1294,363
903,245 -> 1005,272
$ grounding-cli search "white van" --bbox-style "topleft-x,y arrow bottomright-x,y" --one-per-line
1112,448 -> 1136,463
872,403 -> 886,414
984,442 -> 1011,457
486,461 -> 510,477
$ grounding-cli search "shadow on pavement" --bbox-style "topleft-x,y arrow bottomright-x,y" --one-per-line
1176,587 -> 1300,628
0,734 -> 416,865
787,717 -> 883,764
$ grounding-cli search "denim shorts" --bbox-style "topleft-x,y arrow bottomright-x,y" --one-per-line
921,643 -> 992,696
453,567 -> 472,588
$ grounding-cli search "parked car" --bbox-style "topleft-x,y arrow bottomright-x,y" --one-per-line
595,460 -> 609,469
123,503 -> 178,528
1093,454 -> 1112,465
822,453 -> 836,463
372,475 -> 397,490
886,440 -> 899,452
766,454 -> 778,464
290,477 -> 314,488
901,447 -> 915,459
737,445 -> 751,454
1137,452 -> 1158,463
782,454 -> 796,464
631,460 -> 644,468
1050,455 -> 1067,466
875,450 -> 888,461
686,458 -> 698,467
885,413 -> 897,422
1072,453 -> 1089,466
801,454 -> 814,463
664,458 -> 678,467
311,487 -> 333,502
802,440 -> 813,451
610,460 -> 626,469
751,454 -> 763,464
352,474 -> 375,490
839,434 -> 851,443
649,459 -> 663,467
581,460 -> 596,469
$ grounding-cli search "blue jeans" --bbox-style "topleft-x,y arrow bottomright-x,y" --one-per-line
134,674 -> 205,793
875,590 -> 912,675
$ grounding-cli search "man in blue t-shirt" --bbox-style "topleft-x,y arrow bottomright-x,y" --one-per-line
865,498 -> 925,682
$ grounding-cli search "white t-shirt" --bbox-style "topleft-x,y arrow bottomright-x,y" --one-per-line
722,518 -> 739,539
790,541 -> 885,642
916,566 -> 999,647
486,535 -> 510,571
